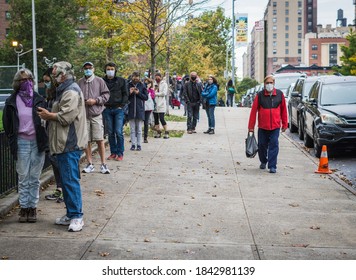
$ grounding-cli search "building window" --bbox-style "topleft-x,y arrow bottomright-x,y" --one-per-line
6,28 -> 10,37
285,33 -> 289,39
285,49 -> 289,55
273,49 -> 277,55
273,2 -> 277,7
273,41 -> 277,47
273,17 -> 277,23
330,44 -> 337,53
285,17 -> 289,23
285,1 -> 289,7
311,54 -> 318,59
298,41 -> 302,46
285,25 -> 289,31
5,11 -> 11,20
298,17 -> 302,23
285,57 -> 289,62
285,9 -> 289,15
285,41 -> 289,47
298,9 -> 302,15
312,44 -> 318,50
273,25 -> 277,31
273,33 -> 277,39
298,49 -> 301,54
273,9 -> 277,15
273,57 -> 277,62
298,1 -> 302,8
298,33 -> 302,39
298,25 -> 302,31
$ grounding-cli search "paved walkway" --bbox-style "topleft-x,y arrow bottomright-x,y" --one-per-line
0,107 -> 356,260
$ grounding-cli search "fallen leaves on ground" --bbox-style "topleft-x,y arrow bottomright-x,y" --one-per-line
94,189 -> 105,196
289,203 -> 299,207
99,252 -> 110,257
310,225 -> 320,230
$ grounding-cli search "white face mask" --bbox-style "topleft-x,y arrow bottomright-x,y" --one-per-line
106,70 -> 115,77
265,83 -> 274,92
208,80 -> 213,84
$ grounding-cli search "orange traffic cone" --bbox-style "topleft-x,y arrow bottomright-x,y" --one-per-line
315,145 -> 332,174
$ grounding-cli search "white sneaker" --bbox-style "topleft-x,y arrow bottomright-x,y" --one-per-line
68,218 -> 84,232
55,215 -> 71,226
100,163 -> 110,174
82,163 -> 94,173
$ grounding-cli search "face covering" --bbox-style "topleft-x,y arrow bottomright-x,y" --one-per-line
18,79 -> 34,107
44,81 -> 51,88
265,84 -> 274,92
106,70 -> 115,77
84,69 -> 93,77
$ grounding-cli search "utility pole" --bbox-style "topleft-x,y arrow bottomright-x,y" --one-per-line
232,0 -> 236,86
32,0 -> 38,92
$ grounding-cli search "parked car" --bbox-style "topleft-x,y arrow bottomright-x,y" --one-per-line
284,82 -> 295,123
302,76 -> 356,157
273,72 -> 306,95
288,76 -> 323,140
0,94 -> 11,110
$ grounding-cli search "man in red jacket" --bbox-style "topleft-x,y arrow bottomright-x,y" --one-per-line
248,75 -> 288,173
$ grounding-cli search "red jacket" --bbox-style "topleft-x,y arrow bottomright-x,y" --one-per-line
248,89 -> 288,131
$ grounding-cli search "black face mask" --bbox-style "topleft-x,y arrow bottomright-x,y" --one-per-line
191,76 -> 197,81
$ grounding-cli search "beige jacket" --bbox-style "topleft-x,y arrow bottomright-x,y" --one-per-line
48,80 -> 88,155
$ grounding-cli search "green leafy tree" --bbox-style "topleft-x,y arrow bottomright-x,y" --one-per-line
236,77 -> 259,96
0,0 -> 81,74
339,29 -> 356,76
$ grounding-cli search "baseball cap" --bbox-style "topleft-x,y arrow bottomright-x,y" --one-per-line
82,61 -> 94,68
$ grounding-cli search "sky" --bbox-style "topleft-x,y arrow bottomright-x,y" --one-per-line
205,0 -> 355,78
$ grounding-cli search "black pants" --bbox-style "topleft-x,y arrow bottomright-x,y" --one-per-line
186,102 -> 200,130
153,112 -> 167,127
144,111 -> 152,139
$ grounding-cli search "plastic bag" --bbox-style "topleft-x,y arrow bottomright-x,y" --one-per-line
245,132 -> 258,158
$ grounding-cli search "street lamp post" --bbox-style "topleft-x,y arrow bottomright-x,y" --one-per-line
12,41 -> 43,72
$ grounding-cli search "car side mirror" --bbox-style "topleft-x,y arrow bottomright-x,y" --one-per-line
291,91 -> 301,98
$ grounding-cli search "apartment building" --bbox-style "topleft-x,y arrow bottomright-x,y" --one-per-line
0,0 -> 10,42
265,0 -> 317,74
304,24 -> 350,67
249,23 -> 265,82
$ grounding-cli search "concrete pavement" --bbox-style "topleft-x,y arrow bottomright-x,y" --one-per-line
0,107 -> 356,260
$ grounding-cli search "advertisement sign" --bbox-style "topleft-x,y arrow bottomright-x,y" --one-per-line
236,13 -> 248,47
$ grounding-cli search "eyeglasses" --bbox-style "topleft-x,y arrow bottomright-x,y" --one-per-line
265,82 -> 273,84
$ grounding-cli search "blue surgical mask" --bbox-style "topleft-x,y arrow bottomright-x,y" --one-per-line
44,81 -> 51,88
84,69 -> 93,77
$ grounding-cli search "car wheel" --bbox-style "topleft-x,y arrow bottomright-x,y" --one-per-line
313,128 -> 321,158
303,124 -> 313,148
298,117 -> 304,140
288,111 -> 297,133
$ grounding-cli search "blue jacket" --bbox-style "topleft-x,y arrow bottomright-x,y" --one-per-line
202,83 -> 218,106
127,81 -> 148,120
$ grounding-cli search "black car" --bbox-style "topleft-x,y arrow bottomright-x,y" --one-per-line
288,76 -> 323,140
303,76 -> 356,157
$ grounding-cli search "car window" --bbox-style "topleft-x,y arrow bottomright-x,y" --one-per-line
321,83 -> 356,105
274,76 -> 301,90
293,79 -> 304,94
309,82 -> 319,100
302,80 -> 316,100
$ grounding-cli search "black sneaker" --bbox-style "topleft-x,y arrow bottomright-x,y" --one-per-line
136,145 -> 141,151
56,192 -> 64,203
45,189 -> 62,200
18,208 -> 28,223
130,145 -> 136,151
27,208 -> 37,223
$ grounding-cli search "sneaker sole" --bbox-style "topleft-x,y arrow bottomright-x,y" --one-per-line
82,169 -> 95,173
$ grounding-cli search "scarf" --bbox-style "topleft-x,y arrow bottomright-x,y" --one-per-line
18,80 -> 34,107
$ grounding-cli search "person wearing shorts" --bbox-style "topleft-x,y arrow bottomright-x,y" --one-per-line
77,62 -> 110,174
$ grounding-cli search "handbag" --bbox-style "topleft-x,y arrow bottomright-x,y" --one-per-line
245,132 -> 258,158
145,93 -> 154,111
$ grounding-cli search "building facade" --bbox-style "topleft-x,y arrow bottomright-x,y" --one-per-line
265,0 -> 317,75
0,0 -> 10,42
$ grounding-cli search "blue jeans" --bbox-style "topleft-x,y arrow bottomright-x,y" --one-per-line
129,119 -> 143,146
227,93 -> 234,107
16,138 -> 45,208
258,128 -> 280,170
103,107 -> 125,156
205,105 -> 216,129
56,150 -> 83,219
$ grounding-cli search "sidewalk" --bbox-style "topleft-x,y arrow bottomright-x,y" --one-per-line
0,107 -> 356,260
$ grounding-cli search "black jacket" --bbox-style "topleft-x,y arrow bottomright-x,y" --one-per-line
2,92 -> 48,160
103,76 -> 129,108
127,81 -> 148,120
182,81 -> 203,104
